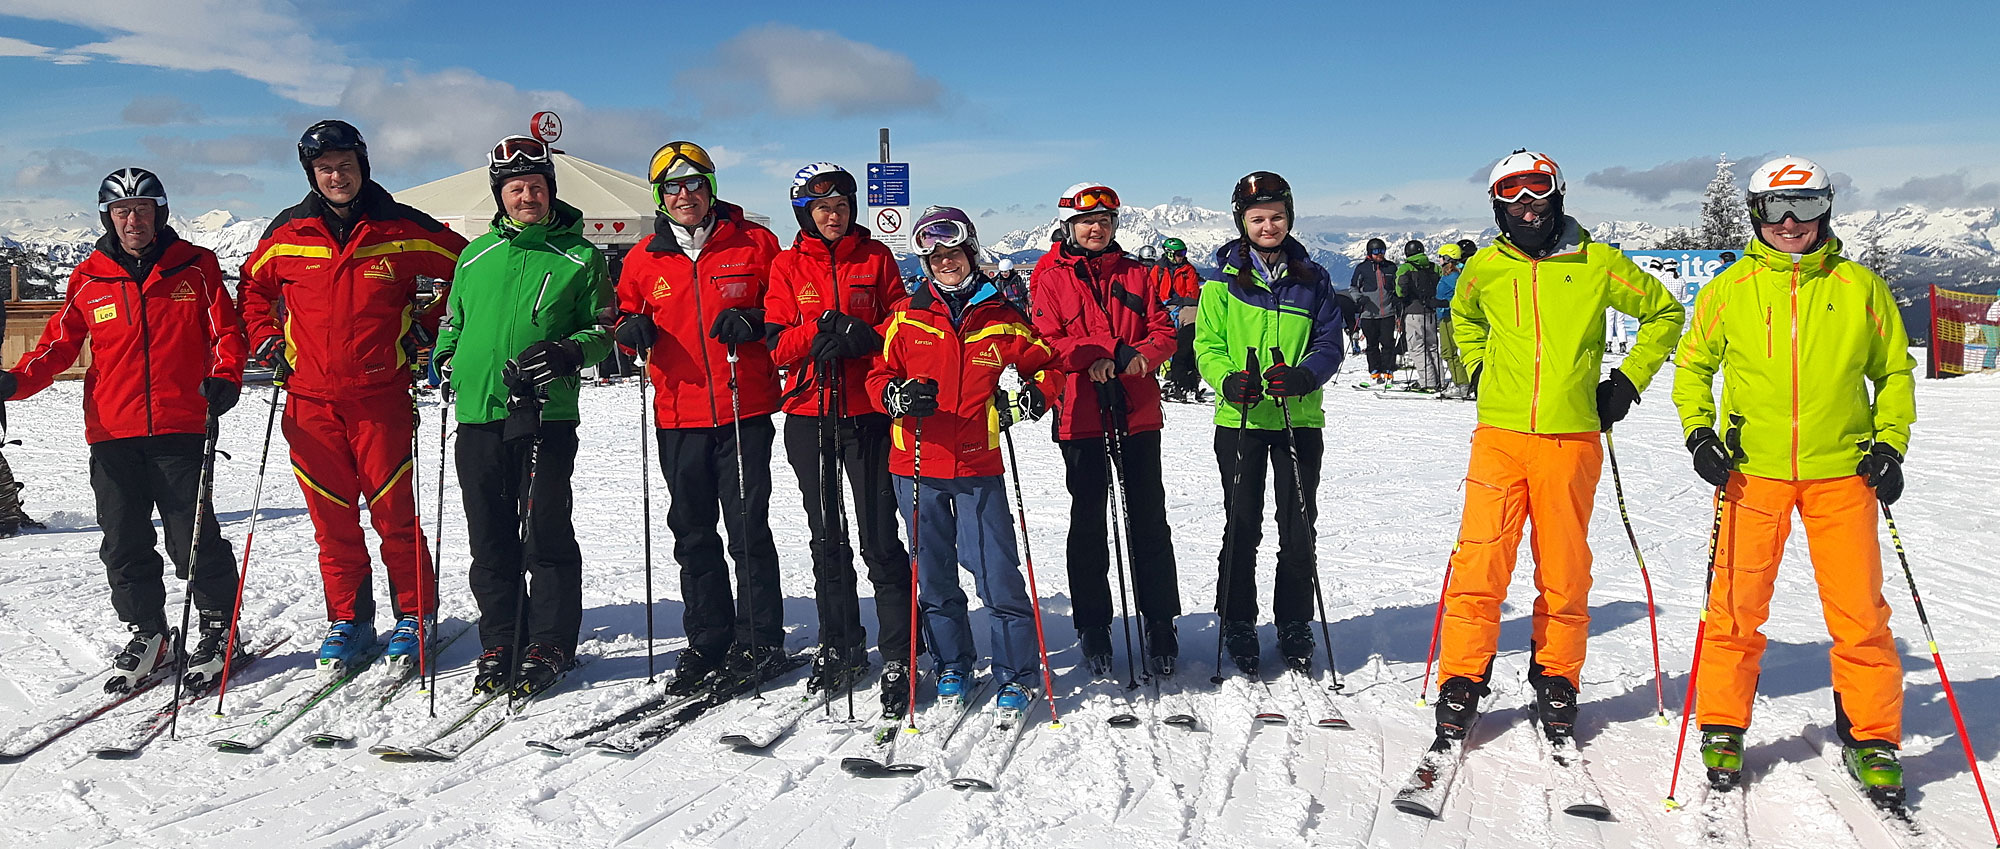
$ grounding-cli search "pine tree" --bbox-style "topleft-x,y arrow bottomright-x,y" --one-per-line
0,246 -> 60,300
1655,228 -> 1703,250
1694,154 -> 1749,250
1856,217 -> 1897,283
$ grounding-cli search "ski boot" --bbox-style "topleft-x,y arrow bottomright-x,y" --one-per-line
1079,626 -> 1115,678
995,682 -> 1031,716
316,620 -> 376,676
181,611 -> 242,691
382,615 -> 434,671
1701,729 -> 1745,791
1277,620 -> 1314,673
1223,620 -> 1260,674
1434,676 -> 1484,742
1146,619 -> 1178,678
1843,744 -> 1906,812
807,644 -> 870,695
1532,673 -> 1580,745
879,660 -> 911,718
473,645 -> 515,694
935,669 -> 966,703
514,643 -> 571,696
714,644 -> 789,699
665,645 -> 725,697
105,625 -> 173,694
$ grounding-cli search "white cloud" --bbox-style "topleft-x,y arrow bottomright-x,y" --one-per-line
121,95 -> 204,126
0,0 -> 353,104
0,35 -> 55,58
678,25 -> 945,117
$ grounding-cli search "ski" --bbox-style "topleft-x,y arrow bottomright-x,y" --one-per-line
85,638 -> 286,757
525,685 -> 694,754
1803,725 -> 1950,849
1534,727 -> 1610,820
588,655 -> 808,756
208,642 -> 387,752
717,677 -> 827,750
0,666 -> 176,760
1082,678 -> 1140,727
302,621 -> 472,747
1280,669 -> 1350,730
840,714 -> 904,774
405,670 -> 571,760
1391,716 -> 1479,819
1156,679 -> 1198,729
1685,782 -> 1750,847
1252,676 -> 1287,725
367,688 -> 501,757
949,697 -> 1037,791
884,678 -> 988,773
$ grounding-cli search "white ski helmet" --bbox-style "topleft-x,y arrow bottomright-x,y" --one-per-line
997,258 -> 1014,273
1056,182 -> 1121,223
1747,155 -> 1832,195
1487,150 -> 1564,201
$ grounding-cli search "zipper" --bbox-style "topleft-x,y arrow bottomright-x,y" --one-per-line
691,258 -> 719,425
1789,261 -> 1801,480
531,272 -> 552,322
1528,261 -> 1543,433
136,276 -> 156,435
824,244 -> 842,418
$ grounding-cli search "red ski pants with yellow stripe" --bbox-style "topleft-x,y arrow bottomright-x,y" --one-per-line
1698,473 -> 1901,746
282,391 -> 434,625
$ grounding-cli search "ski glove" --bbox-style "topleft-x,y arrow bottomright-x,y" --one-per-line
0,372 -> 14,401
402,325 -> 435,373
998,383 -> 1047,430
1595,369 -> 1640,431
616,314 -> 658,353
710,308 -> 765,345
1686,427 -> 1735,488
1262,364 -> 1315,398
1856,444 -> 1904,505
1222,370 -> 1263,405
813,311 -> 882,362
427,352 -> 452,389
250,335 -> 285,367
514,339 -> 584,390
199,377 -> 240,416
883,378 -> 939,418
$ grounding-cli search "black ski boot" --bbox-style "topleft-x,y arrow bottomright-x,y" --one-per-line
1079,626 -> 1114,677
105,624 -> 173,694
473,645 -> 515,694
515,643 -> 571,696
715,644 -> 789,698
879,660 -> 911,718
1532,673 -> 1579,745
1223,620 -> 1260,674
1435,676 -> 1485,741
1277,620 -> 1314,673
808,644 -> 870,695
182,611 -> 242,691
665,645 -> 725,697
1146,619 -> 1178,678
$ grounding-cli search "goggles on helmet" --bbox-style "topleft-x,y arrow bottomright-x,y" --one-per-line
490,136 -> 551,168
1060,186 -> 1121,214
299,121 -> 365,165
1233,172 -> 1292,205
913,218 -> 973,256
1492,172 -> 1559,203
1749,190 -> 1833,224
790,171 -> 857,207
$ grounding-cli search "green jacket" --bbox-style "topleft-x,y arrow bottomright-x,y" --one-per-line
1194,237 -> 1347,429
435,201 -> 612,424
1672,236 -> 1915,480
1453,219 -> 1684,434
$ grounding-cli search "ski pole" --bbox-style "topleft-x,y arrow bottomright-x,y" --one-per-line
1210,347 -> 1259,684
169,411 -> 222,739
904,416 -> 924,730
1101,387 -> 1157,696
723,343 -> 769,699
1665,485 -> 1728,811
1882,503 -> 2000,846
1605,430 -> 1668,725
1098,385 -> 1141,692
1003,422 -> 1061,727
213,383 -> 281,717
410,390 -> 429,712
815,352 -> 839,715
429,382 -> 450,715
1417,550 -> 1455,707
637,353 -> 655,680
1269,348 -> 1340,691
825,359 -> 860,719
503,388 -> 544,700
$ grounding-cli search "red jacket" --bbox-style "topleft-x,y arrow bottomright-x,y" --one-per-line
239,184 -> 466,403
763,225 -> 904,418
868,278 -> 1055,479
9,233 -> 245,443
1029,244 -> 1176,440
618,203 -> 782,428
1153,261 -> 1202,304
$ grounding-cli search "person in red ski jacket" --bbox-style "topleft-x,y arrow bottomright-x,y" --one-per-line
761,162 -> 917,713
1152,237 -> 1205,399
613,141 -> 788,698
1029,182 -> 1182,677
238,120 -> 466,668
2,168 -> 246,691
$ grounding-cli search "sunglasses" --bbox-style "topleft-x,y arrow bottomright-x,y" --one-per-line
489,136 -> 550,167
657,175 -> 709,197
1060,186 -> 1121,214
914,219 -> 972,255
1750,192 -> 1833,224
1492,172 -> 1558,203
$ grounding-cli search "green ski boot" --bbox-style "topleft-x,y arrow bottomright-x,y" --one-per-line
1843,744 -> 1906,812
1701,730 -> 1745,791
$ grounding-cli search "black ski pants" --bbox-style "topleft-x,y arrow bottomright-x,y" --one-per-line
1213,425 -> 1322,625
90,434 -> 238,634
1167,322 -> 1199,391
1360,316 -> 1400,374
459,421 -> 583,656
659,416 -> 783,657
1059,429 -> 1181,633
782,411 -> 912,662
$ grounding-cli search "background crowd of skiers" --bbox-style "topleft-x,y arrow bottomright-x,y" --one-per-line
0,124 -> 1933,803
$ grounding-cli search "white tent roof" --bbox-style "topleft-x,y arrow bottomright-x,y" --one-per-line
392,153 -> 768,246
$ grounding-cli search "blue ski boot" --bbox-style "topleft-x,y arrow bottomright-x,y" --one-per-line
317,620 -> 376,676
996,682 -> 1031,715
936,669 -> 966,703
382,615 -> 432,670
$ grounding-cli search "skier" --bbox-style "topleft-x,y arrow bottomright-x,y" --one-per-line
431,135 -> 612,695
761,162 -> 916,713
1194,172 -> 1346,673
613,141 -> 787,697
1348,237 -> 1399,385
1,168 -> 246,691
1431,149 -> 1684,745
1672,155 -> 1917,803
1029,183 -> 1182,677
1394,240 -> 1444,391
994,258 -> 1030,315
0,301 -> 40,537
868,205 -> 1054,716
241,120 -> 466,674
1433,243 -> 1472,399
1153,237 -> 1204,401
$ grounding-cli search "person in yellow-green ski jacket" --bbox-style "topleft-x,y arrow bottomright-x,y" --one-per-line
1672,155 -> 1917,803
1431,150 -> 1684,748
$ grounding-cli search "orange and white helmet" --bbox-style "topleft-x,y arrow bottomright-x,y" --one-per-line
1057,182 -> 1121,223
1488,150 -> 1564,202
1747,155 -> 1831,195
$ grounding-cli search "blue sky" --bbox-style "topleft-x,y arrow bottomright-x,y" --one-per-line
4,0 -> 1998,237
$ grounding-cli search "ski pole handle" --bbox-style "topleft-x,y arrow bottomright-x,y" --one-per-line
1269,347 -> 1287,369
1244,346 -> 1260,380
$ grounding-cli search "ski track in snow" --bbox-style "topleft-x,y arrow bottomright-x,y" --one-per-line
2,363 -> 1998,848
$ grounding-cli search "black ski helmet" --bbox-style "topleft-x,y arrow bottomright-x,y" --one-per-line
488,135 -> 558,211
1230,171 -> 1293,237
1404,239 -> 1425,258
298,119 -> 370,201
97,167 -> 168,233
1457,238 -> 1478,260
1365,237 -> 1387,255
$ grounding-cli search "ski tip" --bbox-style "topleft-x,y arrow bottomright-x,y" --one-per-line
1390,800 -> 1441,819
1564,803 -> 1613,821
1316,719 -> 1353,730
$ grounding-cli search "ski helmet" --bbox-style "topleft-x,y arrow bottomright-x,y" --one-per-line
1162,237 -> 1187,253
1138,244 -> 1160,262
912,205 -> 980,270
1437,243 -> 1463,261
1488,149 -> 1565,255
1457,238 -> 1478,260
997,258 -> 1015,273
488,135 -> 557,208
1746,156 -> 1834,249
1404,239 -> 1425,258
1057,182 -> 1121,248
97,167 -> 168,233
1365,237 -> 1387,256
648,141 -> 717,211
788,162 -> 858,235
298,120 -> 370,199
1230,171 -> 1293,236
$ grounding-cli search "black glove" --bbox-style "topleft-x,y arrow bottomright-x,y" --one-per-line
710,308 -> 765,345
514,339 -> 584,389
998,383 -> 1047,430
1856,444 -> 1904,505
251,335 -> 285,368
1595,369 -> 1640,431
1687,427 -> 1735,488
199,377 -> 240,416
0,372 -> 16,401
1222,370 -> 1263,405
1262,364 -> 1314,398
1113,342 -> 1143,373
616,314 -> 658,353
1470,364 -> 1482,393
402,325 -> 434,370
813,312 -> 882,361
883,378 -> 939,418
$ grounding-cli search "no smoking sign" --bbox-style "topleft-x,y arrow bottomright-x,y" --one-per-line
874,206 -> 910,253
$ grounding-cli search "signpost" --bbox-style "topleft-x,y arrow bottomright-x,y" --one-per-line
867,159 -> 911,253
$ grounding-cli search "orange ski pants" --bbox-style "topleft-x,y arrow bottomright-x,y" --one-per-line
1698,473 -> 1901,746
1437,425 -> 1602,688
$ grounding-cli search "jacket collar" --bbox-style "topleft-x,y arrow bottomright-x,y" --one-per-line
1494,217 -> 1587,262
648,199 -> 745,256
491,199 -> 584,248
1744,233 -> 1843,274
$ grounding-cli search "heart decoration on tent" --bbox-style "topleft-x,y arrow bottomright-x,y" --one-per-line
613,222 -> 625,232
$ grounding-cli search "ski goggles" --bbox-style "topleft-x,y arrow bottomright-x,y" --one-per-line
1749,190 -> 1833,224
489,136 -> 551,168
1234,172 -> 1291,204
913,218 -> 972,256
648,142 -> 715,184
1492,172 -> 1559,203
656,175 -> 709,197
790,171 -> 856,206
1060,186 -> 1121,214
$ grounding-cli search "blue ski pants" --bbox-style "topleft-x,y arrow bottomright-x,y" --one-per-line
893,473 -> 1040,687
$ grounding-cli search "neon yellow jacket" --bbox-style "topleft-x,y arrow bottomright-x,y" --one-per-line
1452,219 -> 1684,434
1671,236 -> 1916,481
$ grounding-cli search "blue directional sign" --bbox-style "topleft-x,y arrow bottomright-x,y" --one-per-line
866,162 -> 910,206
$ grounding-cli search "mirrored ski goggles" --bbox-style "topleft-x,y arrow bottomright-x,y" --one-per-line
1492,172 -> 1559,203
656,175 -> 709,197
1749,190 -> 1833,224
1235,172 -> 1291,203
913,219 -> 972,255
1060,186 -> 1121,214
489,136 -> 551,168
790,172 -> 856,206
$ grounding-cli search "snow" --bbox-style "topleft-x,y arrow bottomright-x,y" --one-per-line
2,361 -> 1998,848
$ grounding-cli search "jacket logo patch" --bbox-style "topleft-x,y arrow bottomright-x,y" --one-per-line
305,263 -> 324,271
799,281 -> 820,302
93,304 -> 118,323
171,281 -> 197,302
971,342 -> 1004,369
652,276 -> 672,298
364,258 -> 397,282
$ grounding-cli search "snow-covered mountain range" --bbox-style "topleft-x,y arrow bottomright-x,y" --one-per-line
1,209 -> 268,285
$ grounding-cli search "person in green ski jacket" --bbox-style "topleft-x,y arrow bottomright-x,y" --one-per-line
432,135 -> 612,695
